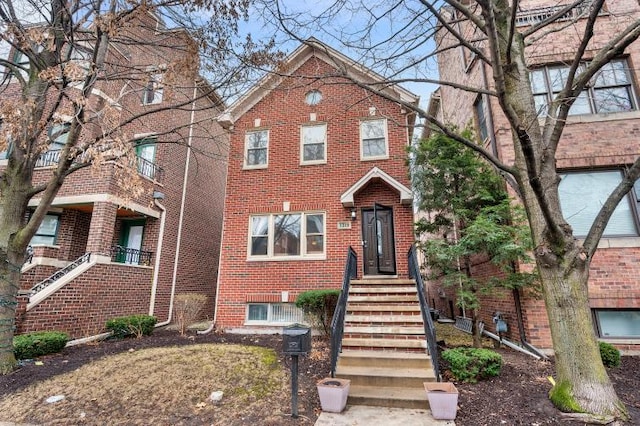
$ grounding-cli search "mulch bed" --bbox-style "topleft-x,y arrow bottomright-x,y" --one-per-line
1,329 -> 638,425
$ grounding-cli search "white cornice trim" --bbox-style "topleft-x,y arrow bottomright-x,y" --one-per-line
340,167 -> 413,207
28,194 -> 161,218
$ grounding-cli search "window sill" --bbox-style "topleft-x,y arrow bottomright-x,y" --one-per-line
599,338 -> 639,344
546,109 -> 640,125
596,237 -> 640,249
247,255 -> 327,262
243,164 -> 268,170
360,155 -> 389,162
244,320 -> 299,326
300,160 -> 327,166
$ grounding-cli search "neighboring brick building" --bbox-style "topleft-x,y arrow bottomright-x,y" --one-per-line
429,0 -> 640,351
6,12 -> 227,338
213,39 -> 419,330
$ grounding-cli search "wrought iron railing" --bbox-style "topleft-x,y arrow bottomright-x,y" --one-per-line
330,246 -> 357,377
137,156 -> 164,182
111,245 -> 153,266
408,245 -> 440,381
515,0 -> 598,27
30,252 -> 92,296
35,149 -> 62,168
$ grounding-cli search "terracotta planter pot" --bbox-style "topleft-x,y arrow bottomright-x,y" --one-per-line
317,378 -> 350,413
424,382 -> 459,420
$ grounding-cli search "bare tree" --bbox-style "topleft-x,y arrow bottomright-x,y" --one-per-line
0,0 -> 276,374
260,0 -> 640,421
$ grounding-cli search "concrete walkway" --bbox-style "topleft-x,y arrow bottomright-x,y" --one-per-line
314,405 -> 455,425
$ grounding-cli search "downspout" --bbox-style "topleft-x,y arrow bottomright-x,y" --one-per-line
156,83 -> 198,327
149,198 -> 166,316
513,286 -> 548,360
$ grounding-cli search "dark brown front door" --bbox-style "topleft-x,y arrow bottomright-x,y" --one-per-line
362,204 -> 396,275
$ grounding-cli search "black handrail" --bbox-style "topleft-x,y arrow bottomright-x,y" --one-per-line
30,252 -> 92,296
330,246 -> 357,377
111,245 -> 153,266
408,245 -> 441,381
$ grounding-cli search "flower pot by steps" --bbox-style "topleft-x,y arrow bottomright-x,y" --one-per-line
317,378 -> 350,413
424,382 -> 459,420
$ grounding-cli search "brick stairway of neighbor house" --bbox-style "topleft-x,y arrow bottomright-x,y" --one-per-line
334,278 -> 436,409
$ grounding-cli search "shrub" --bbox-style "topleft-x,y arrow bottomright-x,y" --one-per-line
295,289 -> 340,336
173,293 -> 208,336
599,341 -> 621,368
106,314 -> 157,339
13,331 -> 68,360
442,347 -> 502,383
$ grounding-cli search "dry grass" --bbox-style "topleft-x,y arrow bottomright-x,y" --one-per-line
434,322 -> 495,348
0,344 -> 289,425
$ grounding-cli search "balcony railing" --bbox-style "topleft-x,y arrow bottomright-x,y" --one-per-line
515,1 -> 599,27
35,149 -> 62,168
111,245 -> 153,266
34,150 -> 163,183
137,156 -> 163,182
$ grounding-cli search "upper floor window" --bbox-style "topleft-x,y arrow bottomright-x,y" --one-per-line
301,123 -> 327,164
36,123 -> 69,167
530,59 -> 636,116
30,214 -> 60,246
244,129 -> 268,168
360,118 -> 388,160
135,137 -> 157,179
474,96 -> 489,142
142,73 -> 163,105
558,169 -> 639,237
249,212 -> 325,259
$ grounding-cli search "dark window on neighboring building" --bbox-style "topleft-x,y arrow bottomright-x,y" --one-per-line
474,95 -> 489,141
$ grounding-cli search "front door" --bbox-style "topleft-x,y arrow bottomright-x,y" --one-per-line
362,204 -> 396,275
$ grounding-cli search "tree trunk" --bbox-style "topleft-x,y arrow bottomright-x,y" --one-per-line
538,264 -> 627,419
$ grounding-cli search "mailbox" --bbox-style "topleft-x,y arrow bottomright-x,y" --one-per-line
283,323 -> 311,355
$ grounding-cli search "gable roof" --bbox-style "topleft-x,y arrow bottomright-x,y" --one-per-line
340,167 -> 413,207
217,38 -> 419,128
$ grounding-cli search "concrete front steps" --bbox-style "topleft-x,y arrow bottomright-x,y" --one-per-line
335,278 -> 437,409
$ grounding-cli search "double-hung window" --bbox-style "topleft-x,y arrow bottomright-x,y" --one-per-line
301,123 -> 327,164
530,59 -> 636,116
558,170 -> 639,237
249,212 -> 325,259
30,214 -> 60,246
244,129 -> 268,168
142,73 -> 163,105
360,119 -> 388,160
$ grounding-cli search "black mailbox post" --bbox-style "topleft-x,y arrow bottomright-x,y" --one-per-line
283,323 -> 311,355
283,324 -> 311,418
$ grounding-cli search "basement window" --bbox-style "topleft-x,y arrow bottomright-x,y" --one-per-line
245,303 -> 305,325
593,309 -> 640,339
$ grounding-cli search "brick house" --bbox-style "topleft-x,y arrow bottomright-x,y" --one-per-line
213,39 -> 419,331
429,0 -> 640,352
5,12 -> 227,338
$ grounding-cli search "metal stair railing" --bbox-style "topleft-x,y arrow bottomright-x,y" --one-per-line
408,245 -> 441,381
330,246 -> 357,377
30,252 -> 92,296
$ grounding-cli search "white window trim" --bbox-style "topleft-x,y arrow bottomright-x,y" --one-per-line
359,118 -> 389,161
300,123 -> 327,165
243,129 -> 269,170
247,211 -> 326,260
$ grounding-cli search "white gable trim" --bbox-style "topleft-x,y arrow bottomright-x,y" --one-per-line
216,38 -> 419,129
340,167 -> 413,207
